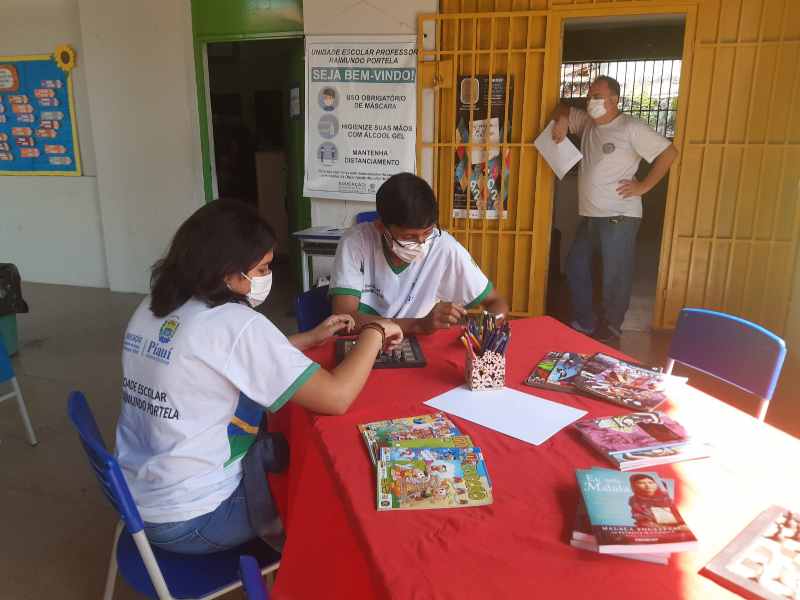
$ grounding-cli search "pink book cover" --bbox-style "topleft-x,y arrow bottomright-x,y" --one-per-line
573,412 -> 688,455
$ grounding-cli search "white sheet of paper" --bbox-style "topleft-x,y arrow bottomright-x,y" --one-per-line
533,121 -> 583,180
423,386 -> 587,446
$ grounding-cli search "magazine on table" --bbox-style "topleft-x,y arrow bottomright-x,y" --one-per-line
576,468 -> 698,554
381,446 -> 492,489
702,505 -> 800,600
388,436 -> 474,451
573,412 -> 710,470
571,471 -> 674,565
573,353 -> 686,412
524,351 -> 589,392
377,446 -> 493,511
357,412 -> 466,465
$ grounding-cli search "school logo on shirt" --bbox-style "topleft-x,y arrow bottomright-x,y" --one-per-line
158,317 -> 180,344
123,332 -> 143,354
602,142 -> 616,154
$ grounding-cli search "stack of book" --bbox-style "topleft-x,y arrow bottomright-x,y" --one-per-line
358,412 -> 493,511
525,351 -> 688,412
573,468 -> 698,563
573,412 -> 710,470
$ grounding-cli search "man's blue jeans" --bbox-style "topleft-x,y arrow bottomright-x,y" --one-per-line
566,216 -> 641,332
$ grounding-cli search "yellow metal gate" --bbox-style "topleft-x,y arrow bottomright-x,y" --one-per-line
421,0 -> 800,337
661,0 -> 800,334
416,9 -> 557,318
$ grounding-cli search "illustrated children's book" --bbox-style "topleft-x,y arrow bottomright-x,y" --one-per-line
573,412 -> 710,470
576,468 -> 698,554
573,353 -> 680,412
377,446 -> 493,511
524,352 -> 589,392
571,472 -> 674,565
703,505 -> 800,600
358,412 -> 468,465
381,446 -> 493,489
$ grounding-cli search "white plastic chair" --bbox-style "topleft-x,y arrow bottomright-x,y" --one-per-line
0,336 -> 37,445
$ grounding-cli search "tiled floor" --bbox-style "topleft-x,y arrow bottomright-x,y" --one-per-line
0,279 -> 796,599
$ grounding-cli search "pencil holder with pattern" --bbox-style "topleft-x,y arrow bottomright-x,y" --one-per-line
465,350 -> 506,391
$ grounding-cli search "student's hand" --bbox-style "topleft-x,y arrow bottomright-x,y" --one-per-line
311,314 -> 355,345
423,302 -> 467,332
374,318 -> 404,351
616,178 -> 647,198
551,117 -> 569,143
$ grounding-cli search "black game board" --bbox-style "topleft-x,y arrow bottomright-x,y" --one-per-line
335,336 -> 427,369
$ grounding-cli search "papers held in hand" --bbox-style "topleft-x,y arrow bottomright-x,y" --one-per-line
533,121 -> 583,180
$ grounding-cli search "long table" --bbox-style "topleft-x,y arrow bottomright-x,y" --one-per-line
267,316 -> 799,599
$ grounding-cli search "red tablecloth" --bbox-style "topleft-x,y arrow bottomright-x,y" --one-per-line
269,316 -> 799,600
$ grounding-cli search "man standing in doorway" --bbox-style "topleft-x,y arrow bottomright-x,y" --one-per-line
551,75 -> 678,345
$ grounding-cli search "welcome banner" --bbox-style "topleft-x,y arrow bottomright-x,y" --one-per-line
304,36 -> 416,201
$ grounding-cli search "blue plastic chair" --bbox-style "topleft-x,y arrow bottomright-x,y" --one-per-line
67,391 -> 280,600
356,210 -> 378,224
295,284 -> 332,333
665,308 -> 787,421
0,335 -> 37,445
239,555 -> 270,600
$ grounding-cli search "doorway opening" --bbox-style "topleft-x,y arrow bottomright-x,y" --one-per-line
205,37 -> 304,330
207,37 -> 303,260
547,14 -> 686,336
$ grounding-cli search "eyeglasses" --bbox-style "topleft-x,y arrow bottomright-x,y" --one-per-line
388,226 -> 441,249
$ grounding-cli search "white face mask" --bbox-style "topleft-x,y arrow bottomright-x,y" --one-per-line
241,272 -> 272,307
384,231 -> 431,264
587,98 -> 607,119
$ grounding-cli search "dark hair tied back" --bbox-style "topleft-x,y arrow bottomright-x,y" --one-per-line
150,199 -> 276,317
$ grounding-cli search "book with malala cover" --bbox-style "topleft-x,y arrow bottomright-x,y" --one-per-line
576,468 -> 698,554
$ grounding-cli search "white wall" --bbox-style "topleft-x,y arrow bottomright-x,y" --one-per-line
303,0 -> 436,280
78,0 -> 205,293
0,0 -> 107,287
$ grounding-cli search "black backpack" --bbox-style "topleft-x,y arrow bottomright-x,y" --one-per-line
0,264 -> 29,316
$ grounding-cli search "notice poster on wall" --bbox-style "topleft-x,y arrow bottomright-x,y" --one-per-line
0,46 -> 81,175
303,35 -> 416,201
453,75 -> 513,220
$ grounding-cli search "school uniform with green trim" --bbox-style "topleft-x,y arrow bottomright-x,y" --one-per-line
330,223 -> 493,318
116,297 -> 319,524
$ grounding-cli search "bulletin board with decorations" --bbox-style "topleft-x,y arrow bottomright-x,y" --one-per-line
0,45 -> 81,176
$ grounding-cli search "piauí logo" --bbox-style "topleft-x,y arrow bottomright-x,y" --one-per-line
158,317 -> 180,344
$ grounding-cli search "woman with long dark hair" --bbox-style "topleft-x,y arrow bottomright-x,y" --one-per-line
115,199 -> 401,554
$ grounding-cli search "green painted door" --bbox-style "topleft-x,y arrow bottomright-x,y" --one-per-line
190,0 -> 308,283
285,41 -> 310,282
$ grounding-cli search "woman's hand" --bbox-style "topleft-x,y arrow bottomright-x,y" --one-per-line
373,318 -> 403,350
311,314 -> 355,346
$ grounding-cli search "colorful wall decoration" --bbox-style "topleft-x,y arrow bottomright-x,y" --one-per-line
0,45 -> 81,176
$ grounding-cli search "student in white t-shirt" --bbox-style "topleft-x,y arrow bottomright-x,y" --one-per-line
116,199 -> 402,555
550,76 -> 678,344
330,173 -> 509,334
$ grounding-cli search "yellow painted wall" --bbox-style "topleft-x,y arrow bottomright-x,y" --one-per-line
432,0 -> 800,340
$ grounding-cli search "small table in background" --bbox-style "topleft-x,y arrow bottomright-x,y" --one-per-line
291,226 -> 345,292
